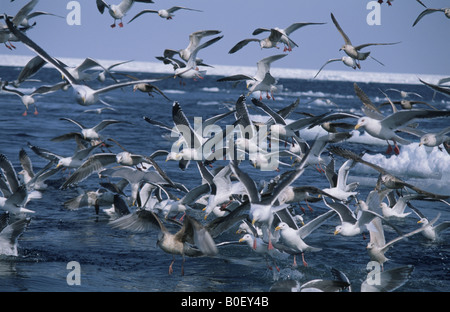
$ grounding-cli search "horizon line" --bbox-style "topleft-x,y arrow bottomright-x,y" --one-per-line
0,54 -> 446,85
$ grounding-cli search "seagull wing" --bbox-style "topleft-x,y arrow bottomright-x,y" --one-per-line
284,22 -> 326,35
229,38 -> 260,54
12,0 -> 38,26
314,58 -> 341,78
254,53 -> 287,81
60,117 -> 86,130
298,209 -> 337,239
0,154 -> 20,193
323,198 -> 357,224
110,208 -> 165,233
127,9 -> 159,23
167,6 -> 202,13
5,17 -> 77,85
330,13 -> 352,45
380,109 -> 450,131
60,153 -> 117,189
413,8 -> 444,26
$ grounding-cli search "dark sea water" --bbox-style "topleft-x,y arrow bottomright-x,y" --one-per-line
0,65 -> 448,293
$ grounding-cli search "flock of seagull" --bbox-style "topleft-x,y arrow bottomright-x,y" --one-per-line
1,0 -> 450,292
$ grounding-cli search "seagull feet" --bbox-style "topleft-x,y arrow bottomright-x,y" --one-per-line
110,23 -> 116,28
22,110 -> 28,116
378,0 -> 383,3
267,240 -> 274,250
386,144 -> 393,155
393,144 -> 400,155
168,261 -> 174,275
4,42 -> 15,50
118,22 -> 123,27
302,253 -> 308,267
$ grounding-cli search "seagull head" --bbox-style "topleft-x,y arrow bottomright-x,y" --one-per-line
334,225 -> 343,235
275,222 -> 288,231
419,134 -> 434,147
354,117 -> 367,130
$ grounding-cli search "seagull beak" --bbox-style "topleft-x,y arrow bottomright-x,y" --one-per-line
204,214 -> 209,220
334,229 -> 339,235
417,220 -> 423,224
354,124 -> 361,130
419,142 -> 423,146
238,238 -> 245,243
251,219 -> 256,226
275,226 -> 281,231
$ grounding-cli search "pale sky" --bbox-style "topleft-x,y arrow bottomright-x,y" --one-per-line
2,0 -> 450,75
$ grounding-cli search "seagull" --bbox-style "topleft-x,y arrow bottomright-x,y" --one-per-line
274,209 -> 337,267
378,99 -> 437,110
250,97 -> 324,148
330,13 -> 399,68
98,165 -> 172,207
18,148 -> 59,191
83,107 -> 117,114
413,7 -> 450,27
354,107 -> 450,155
0,213 -> 30,256
314,56 -> 357,78
59,146 -> 154,190
360,265 -> 415,292
419,78 -> 450,98
56,117 -> 129,142
0,0 -> 39,49
59,57 -> 116,83
229,137 -> 314,251
199,164 -> 246,220
238,233 -> 284,271
5,18 -> 170,106
385,88 -> 423,99
321,158 -> 359,202
1,82 -> 65,116
322,191 -> 389,237
162,30 -> 221,63
64,188 -> 115,212
9,55 -> 46,87
251,22 -> 326,52
128,6 -> 202,22
418,126 -> 450,148
366,215 -> 438,268
269,267 -> 351,292
217,54 -> 287,100
97,60 -> 133,83
328,145 -> 449,200
173,35 -> 223,81
110,209 -> 218,275
229,28 -> 283,54
378,190 -> 421,219
27,142 -> 101,180
408,203 -> 450,242
96,0 -> 154,27
0,153 -> 35,215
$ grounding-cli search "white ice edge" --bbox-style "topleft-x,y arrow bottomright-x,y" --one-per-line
0,54 -> 447,85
